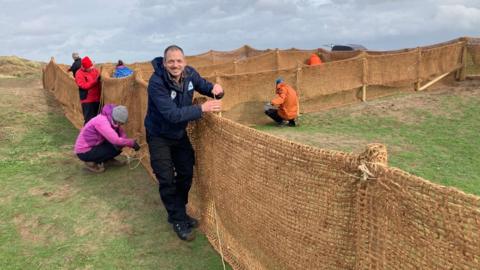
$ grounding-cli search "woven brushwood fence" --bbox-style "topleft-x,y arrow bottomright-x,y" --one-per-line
43,37 -> 480,270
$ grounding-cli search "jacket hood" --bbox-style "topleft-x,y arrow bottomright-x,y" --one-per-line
152,57 -> 166,76
101,104 -> 115,124
276,82 -> 287,90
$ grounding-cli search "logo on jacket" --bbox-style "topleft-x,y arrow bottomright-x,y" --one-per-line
170,91 -> 177,100
187,81 -> 194,91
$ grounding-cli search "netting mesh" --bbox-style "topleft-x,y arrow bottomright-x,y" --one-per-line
354,164 -> 480,269
367,49 -> 418,85
43,37 -> 480,270
420,41 -> 464,80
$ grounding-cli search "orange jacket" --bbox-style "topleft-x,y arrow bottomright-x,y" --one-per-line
271,82 -> 298,120
307,53 -> 322,66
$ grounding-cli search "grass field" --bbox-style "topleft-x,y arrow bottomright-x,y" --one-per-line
0,77 -> 230,270
257,79 -> 480,196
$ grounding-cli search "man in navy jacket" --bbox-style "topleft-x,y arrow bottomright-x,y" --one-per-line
144,45 -> 223,241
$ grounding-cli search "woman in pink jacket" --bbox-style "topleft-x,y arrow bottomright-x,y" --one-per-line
74,104 -> 140,172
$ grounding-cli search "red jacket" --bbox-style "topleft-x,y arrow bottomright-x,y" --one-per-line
75,67 -> 101,103
271,82 -> 298,120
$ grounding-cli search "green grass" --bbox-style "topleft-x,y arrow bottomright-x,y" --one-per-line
257,89 -> 480,196
0,79 -> 230,270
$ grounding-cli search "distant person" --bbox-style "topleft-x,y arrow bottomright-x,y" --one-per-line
74,104 -> 140,173
75,56 -> 101,124
113,60 -> 133,78
265,78 -> 298,127
144,45 -> 224,241
67,52 -> 82,77
307,53 -> 322,66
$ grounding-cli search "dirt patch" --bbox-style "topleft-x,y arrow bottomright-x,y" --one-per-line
0,77 -> 63,119
101,210 -> 134,236
74,209 -> 134,238
28,183 -> 77,202
13,214 -> 66,244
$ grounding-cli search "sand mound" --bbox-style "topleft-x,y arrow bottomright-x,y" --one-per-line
0,56 -> 44,78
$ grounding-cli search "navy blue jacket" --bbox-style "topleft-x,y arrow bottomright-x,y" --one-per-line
144,57 -> 220,140
69,58 -> 82,77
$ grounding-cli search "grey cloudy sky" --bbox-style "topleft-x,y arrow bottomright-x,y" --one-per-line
1,0 -> 479,64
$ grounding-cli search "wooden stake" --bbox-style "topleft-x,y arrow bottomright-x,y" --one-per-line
418,72 -> 450,91
362,84 -> 367,102
361,53 -> 368,102
415,47 -> 422,91
459,41 -> 468,81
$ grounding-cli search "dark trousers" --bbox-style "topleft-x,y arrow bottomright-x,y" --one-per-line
82,102 -> 100,125
265,108 -> 284,124
147,134 -> 195,224
77,140 -> 121,164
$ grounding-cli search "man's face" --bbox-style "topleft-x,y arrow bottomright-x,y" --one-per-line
164,49 -> 186,80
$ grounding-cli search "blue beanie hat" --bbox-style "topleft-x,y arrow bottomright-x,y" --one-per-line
275,77 -> 284,85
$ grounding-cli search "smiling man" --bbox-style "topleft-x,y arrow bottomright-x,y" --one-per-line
144,45 -> 224,241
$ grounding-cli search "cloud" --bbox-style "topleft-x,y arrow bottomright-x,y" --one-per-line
0,0 -> 478,63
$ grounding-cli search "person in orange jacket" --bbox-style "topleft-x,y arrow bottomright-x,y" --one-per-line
307,53 -> 322,66
264,78 -> 298,127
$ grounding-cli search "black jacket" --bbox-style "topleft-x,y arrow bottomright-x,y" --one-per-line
144,57 -> 222,140
69,58 -> 82,77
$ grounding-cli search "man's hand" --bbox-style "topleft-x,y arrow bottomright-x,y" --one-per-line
201,100 -> 222,112
211,84 -> 224,99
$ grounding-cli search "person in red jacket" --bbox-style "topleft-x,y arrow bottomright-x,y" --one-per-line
75,56 -> 102,124
265,78 -> 298,127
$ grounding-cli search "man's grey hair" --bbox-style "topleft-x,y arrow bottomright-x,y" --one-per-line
72,52 -> 80,59
163,45 -> 184,59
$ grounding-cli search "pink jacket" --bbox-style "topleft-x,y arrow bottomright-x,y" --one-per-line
74,104 -> 135,154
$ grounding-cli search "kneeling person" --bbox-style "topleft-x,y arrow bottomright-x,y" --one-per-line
265,78 -> 298,127
74,104 -> 140,172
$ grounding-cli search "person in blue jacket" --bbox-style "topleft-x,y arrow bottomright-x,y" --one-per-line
144,45 -> 224,241
112,60 -> 133,78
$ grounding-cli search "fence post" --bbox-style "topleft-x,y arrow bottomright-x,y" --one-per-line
362,53 -> 368,102
296,63 -> 302,114
210,50 -> 215,65
456,39 -> 468,81
415,47 -> 422,91
275,49 -> 280,70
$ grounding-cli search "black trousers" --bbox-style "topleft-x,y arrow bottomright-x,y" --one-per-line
147,133 -> 195,224
265,108 -> 284,123
77,140 -> 121,164
82,102 -> 100,125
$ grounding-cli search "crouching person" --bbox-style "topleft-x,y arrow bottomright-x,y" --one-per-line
74,104 -> 140,172
265,78 -> 298,127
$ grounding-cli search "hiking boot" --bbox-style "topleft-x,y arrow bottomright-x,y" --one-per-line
187,215 -> 199,229
105,158 -> 126,167
288,120 -> 296,127
84,162 -> 105,173
173,222 -> 195,241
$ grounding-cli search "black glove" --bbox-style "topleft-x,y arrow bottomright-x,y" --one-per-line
133,141 -> 140,151
213,91 -> 224,99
